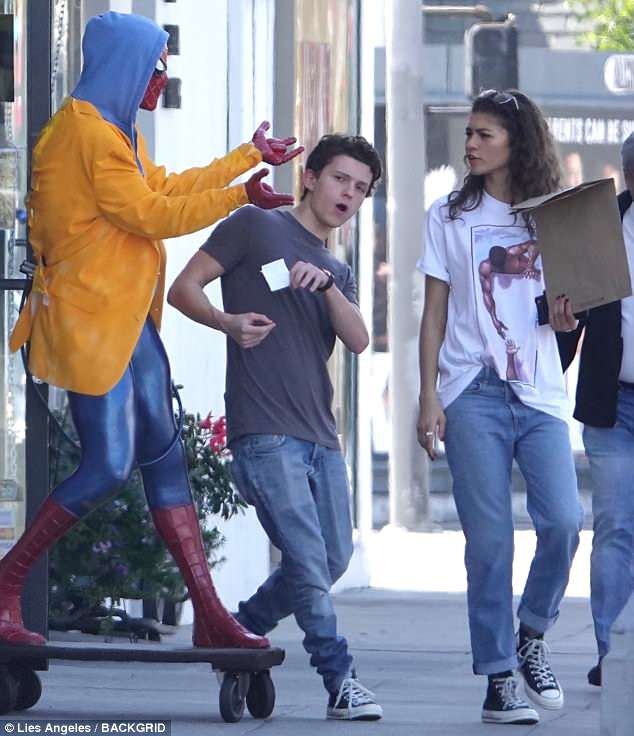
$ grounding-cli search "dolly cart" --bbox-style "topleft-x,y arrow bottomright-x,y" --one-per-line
0,641 -> 285,723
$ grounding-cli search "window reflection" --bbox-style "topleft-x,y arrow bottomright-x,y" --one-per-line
0,0 -> 26,555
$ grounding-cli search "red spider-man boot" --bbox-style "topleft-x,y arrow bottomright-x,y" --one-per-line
151,504 -> 269,649
0,497 -> 78,645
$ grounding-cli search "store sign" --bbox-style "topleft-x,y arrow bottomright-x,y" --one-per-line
604,55 -> 634,95
547,116 -> 634,146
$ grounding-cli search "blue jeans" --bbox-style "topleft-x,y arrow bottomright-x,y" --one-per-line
583,387 -> 634,658
443,367 -> 582,675
230,434 -> 354,693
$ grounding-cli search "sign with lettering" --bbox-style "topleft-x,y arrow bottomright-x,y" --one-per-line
604,55 -> 634,95
547,117 -> 634,146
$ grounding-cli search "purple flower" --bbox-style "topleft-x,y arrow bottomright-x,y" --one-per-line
92,541 -> 113,554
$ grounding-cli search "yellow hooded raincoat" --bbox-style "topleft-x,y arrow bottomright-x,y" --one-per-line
10,98 -> 262,395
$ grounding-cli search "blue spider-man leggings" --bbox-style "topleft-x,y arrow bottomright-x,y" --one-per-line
50,319 -> 193,517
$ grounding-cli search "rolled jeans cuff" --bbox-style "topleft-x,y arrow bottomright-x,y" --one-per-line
473,654 -> 519,676
517,603 -> 560,635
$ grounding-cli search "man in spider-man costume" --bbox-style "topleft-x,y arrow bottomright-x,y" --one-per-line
0,11 -> 301,649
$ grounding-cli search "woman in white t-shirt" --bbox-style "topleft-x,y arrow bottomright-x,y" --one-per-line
417,89 -> 583,726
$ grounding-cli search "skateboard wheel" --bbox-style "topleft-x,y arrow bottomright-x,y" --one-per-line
219,673 -> 248,723
246,670 -> 275,719
10,665 -> 42,711
0,664 -> 18,714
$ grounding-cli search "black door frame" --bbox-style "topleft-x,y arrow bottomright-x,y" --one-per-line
19,0 -> 51,642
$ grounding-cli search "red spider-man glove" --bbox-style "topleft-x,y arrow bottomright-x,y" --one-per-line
245,169 -> 294,210
252,121 -> 304,166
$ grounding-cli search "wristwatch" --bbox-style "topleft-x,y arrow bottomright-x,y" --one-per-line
317,269 -> 335,292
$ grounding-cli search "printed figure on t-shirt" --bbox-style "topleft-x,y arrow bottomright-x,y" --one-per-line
475,232 -> 542,384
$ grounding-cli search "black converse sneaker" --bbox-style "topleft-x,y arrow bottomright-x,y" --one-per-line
587,657 -> 602,687
518,638 -> 564,709
482,675 -> 539,725
327,673 -> 383,721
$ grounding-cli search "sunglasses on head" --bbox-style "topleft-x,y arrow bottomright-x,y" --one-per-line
153,57 -> 167,75
478,89 -> 519,112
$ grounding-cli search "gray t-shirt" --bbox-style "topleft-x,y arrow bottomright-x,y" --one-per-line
201,206 -> 358,449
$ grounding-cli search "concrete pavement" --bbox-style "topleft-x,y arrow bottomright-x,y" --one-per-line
0,588 -> 601,735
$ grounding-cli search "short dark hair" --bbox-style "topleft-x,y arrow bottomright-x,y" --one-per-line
489,246 -> 507,269
621,131 -> 634,174
301,134 -> 382,200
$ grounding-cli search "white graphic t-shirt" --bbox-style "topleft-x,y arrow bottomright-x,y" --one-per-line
417,191 -> 570,422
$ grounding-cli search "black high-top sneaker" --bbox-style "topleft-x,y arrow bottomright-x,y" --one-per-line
327,672 -> 383,721
587,657 -> 603,687
482,675 -> 539,725
518,637 -> 564,709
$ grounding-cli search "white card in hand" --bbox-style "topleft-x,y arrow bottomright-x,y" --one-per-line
261,258 -> 290,291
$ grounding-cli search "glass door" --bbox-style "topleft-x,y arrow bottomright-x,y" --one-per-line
0,0 -> 28,562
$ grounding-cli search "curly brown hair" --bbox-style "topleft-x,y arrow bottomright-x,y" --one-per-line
447,89 -> 561,221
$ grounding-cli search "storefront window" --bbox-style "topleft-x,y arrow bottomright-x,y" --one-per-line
51,0 -> 82,114
0,0 -> 28,556
44,0 -> 83,422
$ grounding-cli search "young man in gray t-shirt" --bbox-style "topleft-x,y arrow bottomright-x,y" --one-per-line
168,134 -> 382,721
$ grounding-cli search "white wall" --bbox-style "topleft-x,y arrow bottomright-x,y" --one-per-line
139,0 -> 274,612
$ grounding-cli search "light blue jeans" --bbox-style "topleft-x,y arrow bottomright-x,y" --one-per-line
229,434 -> 354,693
443,367 -> 583,675
583,387 -> 634,658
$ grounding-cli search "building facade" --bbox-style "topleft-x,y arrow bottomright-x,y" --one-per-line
0,0 -> 375,634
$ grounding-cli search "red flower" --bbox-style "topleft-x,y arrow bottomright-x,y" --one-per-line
209,436 -> 225,453
199,413 -> 213,430
212,416 -> 226,434
200,413 -> 227,453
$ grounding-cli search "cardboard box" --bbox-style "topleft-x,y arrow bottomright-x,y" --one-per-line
512,178 -> 632,313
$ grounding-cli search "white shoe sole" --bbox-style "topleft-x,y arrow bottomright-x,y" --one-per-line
482,707 -> 539,725
327,704 -> 383,721
519,670 -> 565,710
523,683 -> 564,710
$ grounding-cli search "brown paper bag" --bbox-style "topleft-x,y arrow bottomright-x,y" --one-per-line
512,178 -> 632,313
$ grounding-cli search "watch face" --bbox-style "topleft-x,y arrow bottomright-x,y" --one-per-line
318,270 -> 335,291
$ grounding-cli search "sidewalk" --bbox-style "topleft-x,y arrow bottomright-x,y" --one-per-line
2,588 -> 600,735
